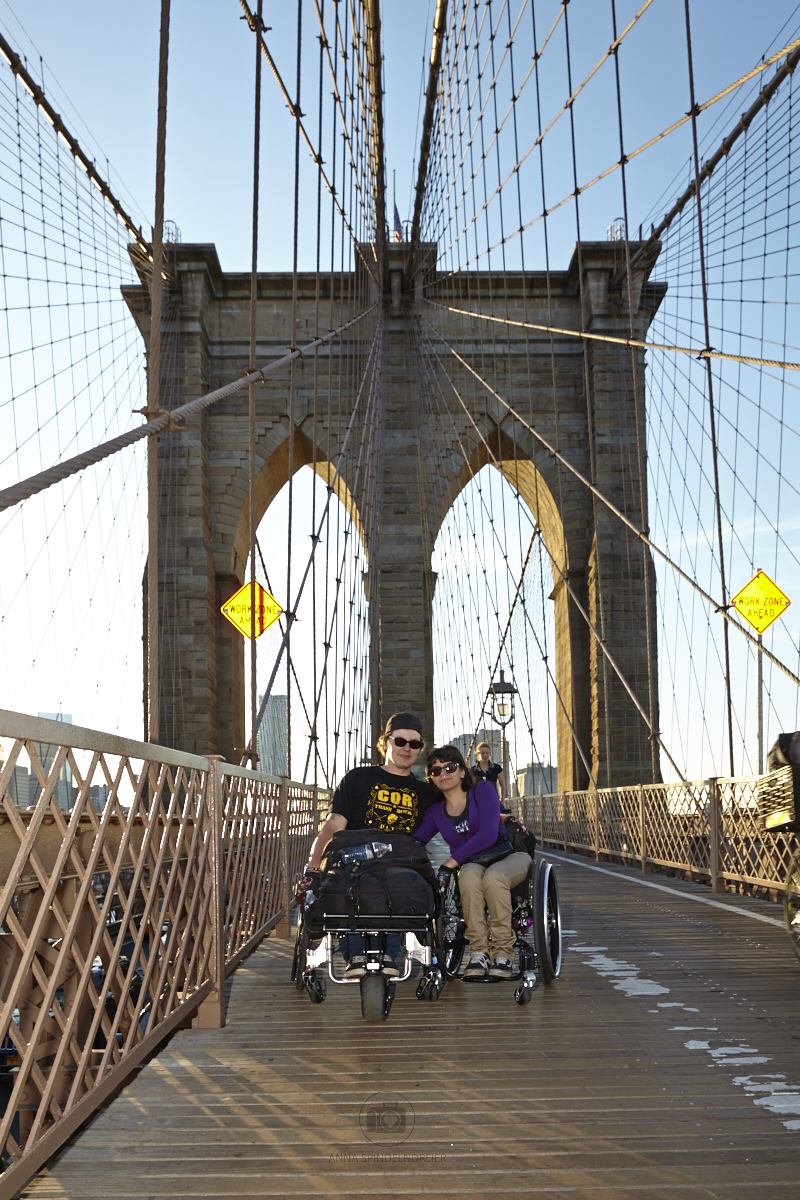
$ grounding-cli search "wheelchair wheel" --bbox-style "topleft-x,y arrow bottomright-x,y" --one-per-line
360,972 -> 388,1022
436,874 -> 466,979
293,922 -> 311,991
784,848 -> 800,962
416,970 -> 443,1001
533,859 -> 562,984
307,976 -> 326,1003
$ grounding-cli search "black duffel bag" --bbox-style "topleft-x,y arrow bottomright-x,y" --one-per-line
305,830 -> 435,935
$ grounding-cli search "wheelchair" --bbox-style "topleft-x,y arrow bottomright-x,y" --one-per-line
437,853 -> 562,1004
291,882 -> 444,1023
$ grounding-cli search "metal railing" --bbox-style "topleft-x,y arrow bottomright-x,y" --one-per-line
0,710 -> 329,1197
514,768 -> 796,895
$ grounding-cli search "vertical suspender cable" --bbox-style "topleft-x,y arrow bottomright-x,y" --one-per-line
248,0 -> 264,766
610,0 -> 660,784
563,2 -> 613,786
287,0 -> 304,778
147,0 -> 171,745
683,0 -> 735,777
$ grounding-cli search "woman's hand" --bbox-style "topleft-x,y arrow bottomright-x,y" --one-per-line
443,857 -> 458,869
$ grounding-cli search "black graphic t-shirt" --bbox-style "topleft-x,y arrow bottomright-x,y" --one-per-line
452,808 -> 470,836
331,766 -> 434,835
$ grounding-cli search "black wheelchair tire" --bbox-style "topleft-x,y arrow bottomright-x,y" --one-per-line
293,922 -> 310,991
436,875 -> 466,979
360,972 -> 388,1022
533,859 -> 562,984
784,848 -> 800,963
308,977 -> 325,1003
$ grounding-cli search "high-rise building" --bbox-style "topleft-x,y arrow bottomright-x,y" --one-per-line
515,762 -> 557,797
33,713 -> 73,809
257,695 -> 287,777
451,728 -> 505,769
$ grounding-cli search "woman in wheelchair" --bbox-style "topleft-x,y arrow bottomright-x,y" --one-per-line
412,745 -> 531,980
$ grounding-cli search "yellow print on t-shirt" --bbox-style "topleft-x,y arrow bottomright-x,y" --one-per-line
365,784 -> 418,833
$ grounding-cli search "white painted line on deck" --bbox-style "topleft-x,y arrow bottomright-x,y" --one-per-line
544,849 -> 785,928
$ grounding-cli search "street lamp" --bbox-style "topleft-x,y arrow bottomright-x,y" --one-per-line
488,668 -> 517,729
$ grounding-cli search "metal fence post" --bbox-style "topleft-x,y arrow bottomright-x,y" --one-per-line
563,792 -> 568,852
639,783 -> 649,873
708,777 -> 725,893
594,790 -> 600,861
275,776 -> 291,937
198,755 -> 226,1029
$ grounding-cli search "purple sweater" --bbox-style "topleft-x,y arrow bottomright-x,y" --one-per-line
411,781 -> 507,865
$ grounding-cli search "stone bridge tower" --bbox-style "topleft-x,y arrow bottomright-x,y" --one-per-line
125,240 -> 665,789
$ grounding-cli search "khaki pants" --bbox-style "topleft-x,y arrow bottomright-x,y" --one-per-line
458,852 -> 531,959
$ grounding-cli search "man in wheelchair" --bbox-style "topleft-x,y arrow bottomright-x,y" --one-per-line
295,711 -> 436,979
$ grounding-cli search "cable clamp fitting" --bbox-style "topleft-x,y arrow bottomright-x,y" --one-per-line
134,407 -> 184,433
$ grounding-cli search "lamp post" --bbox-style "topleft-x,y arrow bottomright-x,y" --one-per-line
487,669 -> 518,786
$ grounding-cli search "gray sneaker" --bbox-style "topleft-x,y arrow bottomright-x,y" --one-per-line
488,956 -> 513,979
463,951 -> 490,978
343,955 -> 367,979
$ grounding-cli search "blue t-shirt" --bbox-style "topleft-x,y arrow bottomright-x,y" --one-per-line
411,781 -> 507,865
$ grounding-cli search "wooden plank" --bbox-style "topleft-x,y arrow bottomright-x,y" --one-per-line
20,855 -> 800,1198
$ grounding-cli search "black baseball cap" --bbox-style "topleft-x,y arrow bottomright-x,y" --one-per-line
384,711 -> 423,736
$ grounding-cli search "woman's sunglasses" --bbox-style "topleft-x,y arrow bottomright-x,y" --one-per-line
389,735 -> 423,750
428,762 -> 460,778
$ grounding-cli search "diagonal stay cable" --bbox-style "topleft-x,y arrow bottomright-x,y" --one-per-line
419,312 -> 800,690
0,301 -> 379,513
419,319 -> 688,785
424,298 -> 800,373
465,522 -> 598,790
412,314 -> 596,784
439,0 -> 654,254
430,36 -> 800,278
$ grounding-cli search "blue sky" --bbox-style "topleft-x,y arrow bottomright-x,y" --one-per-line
4,1 -> 796,270
1,1 -> 799,778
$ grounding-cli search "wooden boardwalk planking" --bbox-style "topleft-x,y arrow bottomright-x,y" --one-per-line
21,853 -> 800,1198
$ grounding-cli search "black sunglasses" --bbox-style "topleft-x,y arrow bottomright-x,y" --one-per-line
389,735 -> 423,750
429,762 -> 460,778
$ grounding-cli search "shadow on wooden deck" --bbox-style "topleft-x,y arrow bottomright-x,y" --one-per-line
21,854 -> 800,1198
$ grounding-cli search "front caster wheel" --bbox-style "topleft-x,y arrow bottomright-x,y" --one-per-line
514,985 -> 533,1005
360,972 -> 388,1022
416,974 -> 442,1001
306,976 -> 325,1004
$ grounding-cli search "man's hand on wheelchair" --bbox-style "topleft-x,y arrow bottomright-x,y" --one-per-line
294,868 -> 320,907
436,864 -> 454,892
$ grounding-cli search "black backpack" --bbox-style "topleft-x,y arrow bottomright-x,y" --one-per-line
305,830 -> 436,935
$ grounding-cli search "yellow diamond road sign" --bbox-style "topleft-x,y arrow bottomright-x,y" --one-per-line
221,582 -> 283,639
729,569 -> 791,635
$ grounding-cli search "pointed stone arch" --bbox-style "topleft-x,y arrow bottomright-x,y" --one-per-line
430,426 -> 587,793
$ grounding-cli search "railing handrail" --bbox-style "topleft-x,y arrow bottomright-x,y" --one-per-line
0,708 -> 328,793
514,767 -> 794,898
0,708 -> 331,1198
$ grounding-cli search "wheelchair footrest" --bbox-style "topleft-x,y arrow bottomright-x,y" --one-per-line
461,973 -> 512,983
